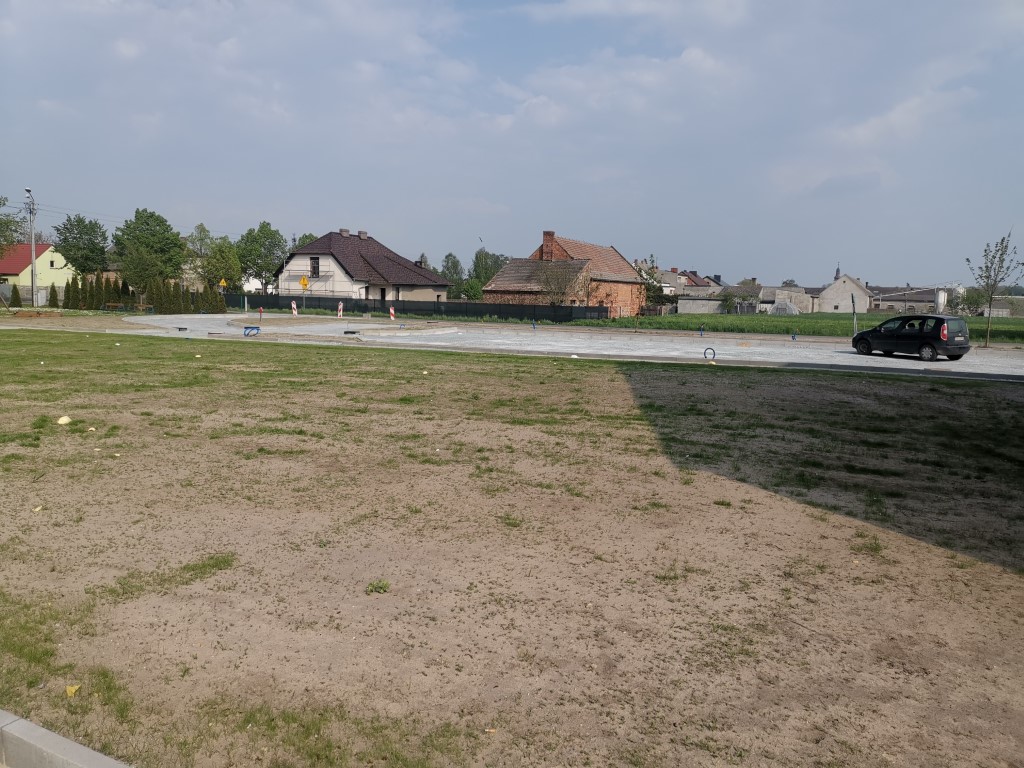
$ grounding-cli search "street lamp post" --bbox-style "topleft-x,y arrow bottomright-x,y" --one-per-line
24,188 -> 37,307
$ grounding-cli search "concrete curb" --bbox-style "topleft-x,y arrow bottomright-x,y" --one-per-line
0,710 -> 129,768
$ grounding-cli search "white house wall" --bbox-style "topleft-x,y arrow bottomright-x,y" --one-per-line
280,254 -> 366,298
816,276 -> 872,313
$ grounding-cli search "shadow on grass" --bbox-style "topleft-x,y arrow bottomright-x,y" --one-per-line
619,362 -> 1024,573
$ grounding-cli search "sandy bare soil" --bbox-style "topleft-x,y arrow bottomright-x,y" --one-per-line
1,318 -> 1022,767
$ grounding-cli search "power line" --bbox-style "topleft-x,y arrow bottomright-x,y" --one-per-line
9,197 -> 246,239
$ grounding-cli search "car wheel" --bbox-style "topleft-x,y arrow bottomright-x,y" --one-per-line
856,339 -> 872,355
882,351 -> 895,356
919,344 -> 937,362
947,354 -> 963,361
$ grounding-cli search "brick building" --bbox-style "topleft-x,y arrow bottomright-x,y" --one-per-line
484,230 -> 645,317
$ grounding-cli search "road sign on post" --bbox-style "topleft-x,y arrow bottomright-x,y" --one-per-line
299,275 -> 309,290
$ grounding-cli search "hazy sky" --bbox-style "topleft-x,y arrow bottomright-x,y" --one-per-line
2,0 -> 1022,287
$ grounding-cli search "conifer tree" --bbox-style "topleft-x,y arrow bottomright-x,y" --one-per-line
48,283 -> 59,308
68,275 -> 81,309
62,279 -> 72,309
10,284 -> 22,307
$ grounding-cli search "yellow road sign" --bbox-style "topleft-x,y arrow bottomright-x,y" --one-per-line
299,275 -> 309,289
218,278 -> 227,288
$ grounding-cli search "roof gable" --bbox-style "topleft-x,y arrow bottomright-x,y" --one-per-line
0,243 -> 55,275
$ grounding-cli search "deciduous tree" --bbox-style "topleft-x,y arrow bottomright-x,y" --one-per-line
462,277 -> 483,301
0,196 -> 24,254
967,231 -> 1023,347
119,244 -> 163,305
188,223 -> 242,289
440,252 -> 464,299
113,209 -> 185,280
469,247 -> 508,286
237,222 -> 287,294
53,214 -> 109,275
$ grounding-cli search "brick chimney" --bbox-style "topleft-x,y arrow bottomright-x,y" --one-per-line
541,230 -> 555,261
670,267 -> 678,273
340,228 -> 350,237
357,230 -> 368,240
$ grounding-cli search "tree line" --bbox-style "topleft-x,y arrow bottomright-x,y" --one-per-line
47,209 -> 312,297
428,248 -> 510,300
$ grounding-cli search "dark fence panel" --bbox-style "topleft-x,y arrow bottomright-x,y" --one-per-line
226,294 -> 608,323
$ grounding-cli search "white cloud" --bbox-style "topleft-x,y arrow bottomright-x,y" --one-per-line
834,88 -> 974,148
510,46 -> 736,124
519,0 -> 748,25
769,159 -> 891,200
113,37 -> 142,59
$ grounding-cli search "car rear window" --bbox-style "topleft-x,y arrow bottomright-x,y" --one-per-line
948,318 -> 968,334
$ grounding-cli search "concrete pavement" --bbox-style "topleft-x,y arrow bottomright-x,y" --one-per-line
118,314 -> 1024,382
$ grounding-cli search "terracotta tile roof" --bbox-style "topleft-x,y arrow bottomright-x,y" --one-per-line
278,231 -> 447,287
554,235 -> 642,284
0,243 -> 54,275
484,259 -> 588,292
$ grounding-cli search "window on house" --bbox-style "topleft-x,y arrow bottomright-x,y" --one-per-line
309,257 -> 320,278
50,260 -> 55,268
833,305 -> 839,310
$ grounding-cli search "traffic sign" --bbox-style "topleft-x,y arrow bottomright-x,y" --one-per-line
218,278 -> 227,288
299,275 -> 309,289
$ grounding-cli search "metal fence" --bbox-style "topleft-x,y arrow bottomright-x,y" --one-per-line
226,294 -> 609,323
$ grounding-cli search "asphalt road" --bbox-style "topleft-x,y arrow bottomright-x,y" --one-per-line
117,314 -> 1024,383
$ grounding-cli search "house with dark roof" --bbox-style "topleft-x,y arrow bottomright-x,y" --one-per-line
274,229 -> 448,302
483,231 -> 646,317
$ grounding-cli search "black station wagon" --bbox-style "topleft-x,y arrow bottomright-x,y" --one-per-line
852,314 -> 971,361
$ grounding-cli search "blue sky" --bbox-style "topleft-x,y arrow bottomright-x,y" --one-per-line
2,0 -> 1021,287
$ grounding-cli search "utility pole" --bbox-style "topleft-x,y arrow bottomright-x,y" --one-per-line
24,188 -> 37,307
